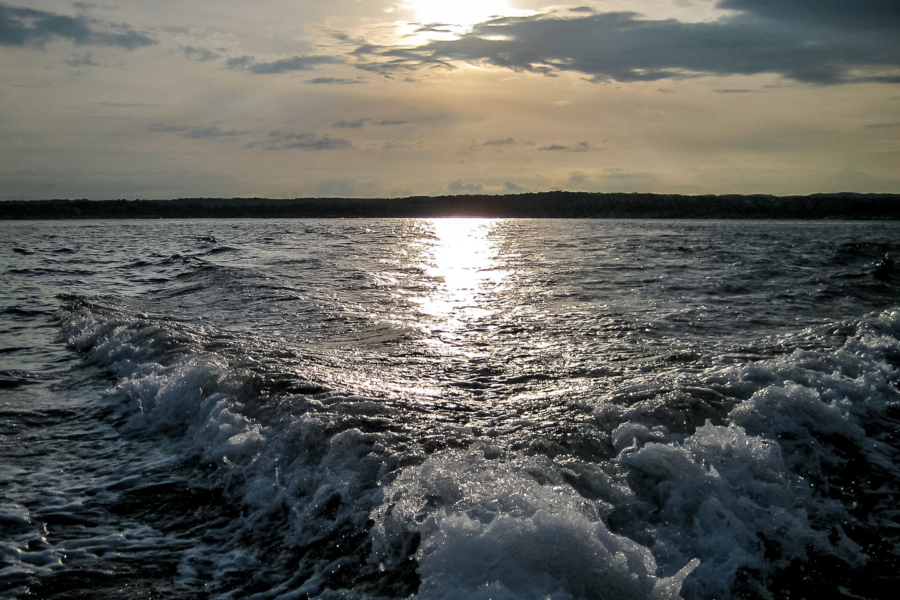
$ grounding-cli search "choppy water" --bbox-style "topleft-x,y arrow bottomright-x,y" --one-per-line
1,218 -> 899,600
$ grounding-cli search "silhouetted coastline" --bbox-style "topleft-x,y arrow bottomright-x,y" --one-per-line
3,192 -> 900,219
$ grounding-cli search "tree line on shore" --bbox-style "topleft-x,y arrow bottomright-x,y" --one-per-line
3,192 -> 900,219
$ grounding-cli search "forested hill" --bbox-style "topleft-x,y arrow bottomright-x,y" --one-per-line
3,192 -> 900,219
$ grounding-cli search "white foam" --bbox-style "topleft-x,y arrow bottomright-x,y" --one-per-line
618,421 -> 856,598
372,447 -> 699,600
605,310 -> 900,596
63,308 -> 402,597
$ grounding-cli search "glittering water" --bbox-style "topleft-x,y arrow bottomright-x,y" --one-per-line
2,218 -> 899,599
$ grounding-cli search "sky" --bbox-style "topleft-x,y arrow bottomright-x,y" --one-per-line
1,0 -> 899,199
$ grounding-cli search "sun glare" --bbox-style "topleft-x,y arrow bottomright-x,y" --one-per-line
405,0 -> 514,27
387,1 -> 526,44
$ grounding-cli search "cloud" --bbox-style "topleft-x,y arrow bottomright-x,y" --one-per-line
184,45 -> 219,62
65,52 -> 98,68
568,171 -> 587,185
349,41 -> 454,74
263,131 -> 352,151
717,0 -> 900,32
350,2 -> 900,85
415,23 -> 455,34
331,118 -> 408,129
332,119 -> 369,128
538,141 -> 592,152
150,124 -> 351,150
447,179 -> 484,193
149,123 -> 249,139
502,180 -> 527,192
602,168 -> 655,182
0,3 -> 155,50
306,77 -> 365,84
225,54 -> 345,74
148,123 -> 189,132
225,55 -> 255,70
184,125 -> 250,139
251,55 -> 344,74
484,137 -> 515,146
381,140 -> 422,150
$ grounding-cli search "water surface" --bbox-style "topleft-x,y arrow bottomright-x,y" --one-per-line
2,219 -> 899,599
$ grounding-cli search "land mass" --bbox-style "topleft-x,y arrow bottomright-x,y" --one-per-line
3,192 -> 900,220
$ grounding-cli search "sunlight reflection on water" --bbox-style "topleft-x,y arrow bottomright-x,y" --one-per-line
415,218 -> 508,332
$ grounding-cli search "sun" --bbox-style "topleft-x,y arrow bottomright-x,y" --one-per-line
404,0 -> 516,27
386,1 -> 527,44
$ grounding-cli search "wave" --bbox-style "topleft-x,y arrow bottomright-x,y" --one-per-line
49,296 -> 900,599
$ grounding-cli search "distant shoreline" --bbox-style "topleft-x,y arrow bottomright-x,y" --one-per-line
3,192 -> 900,220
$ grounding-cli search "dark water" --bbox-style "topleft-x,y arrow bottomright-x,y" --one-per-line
1,219 -> 899,599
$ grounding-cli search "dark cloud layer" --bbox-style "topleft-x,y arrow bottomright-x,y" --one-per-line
353,1 -> 900,85
0,3 -> 154,50
718,0 -> 900,31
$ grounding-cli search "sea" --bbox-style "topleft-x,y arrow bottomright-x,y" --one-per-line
1,218 -> 899,600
